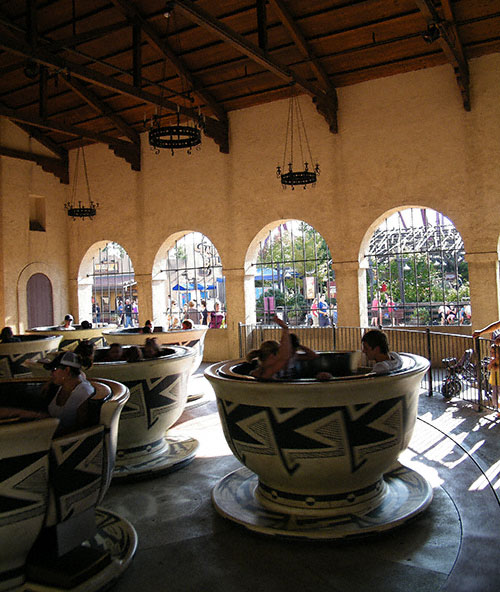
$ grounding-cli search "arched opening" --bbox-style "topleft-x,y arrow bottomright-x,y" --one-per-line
27,273 -> 53,328
250,220 -> 335,327
152,232 -> 226,330
78,242 -> 137,326
364,208 -> 470,327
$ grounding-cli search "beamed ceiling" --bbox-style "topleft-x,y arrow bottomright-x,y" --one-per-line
0,0 -> 499,184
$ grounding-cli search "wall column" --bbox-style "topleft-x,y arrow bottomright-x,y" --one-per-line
136,272 -> 153,326
334,259 -> 368,327
466,251 -> 499,331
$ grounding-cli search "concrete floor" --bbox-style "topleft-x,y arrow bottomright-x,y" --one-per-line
102,365 -> 500,592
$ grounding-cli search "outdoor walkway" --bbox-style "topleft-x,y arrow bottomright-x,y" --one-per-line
102,364 -> 500,592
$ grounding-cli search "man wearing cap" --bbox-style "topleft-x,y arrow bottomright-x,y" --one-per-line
59,314 -> 75,330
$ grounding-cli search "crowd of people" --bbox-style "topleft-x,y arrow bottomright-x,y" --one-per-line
166,299 -> 225,331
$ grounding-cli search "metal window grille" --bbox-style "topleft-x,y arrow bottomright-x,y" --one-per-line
365,208 -> 469,328
161,232 -> 226,325
89,242 -> 137,325
254,221 -> 335,327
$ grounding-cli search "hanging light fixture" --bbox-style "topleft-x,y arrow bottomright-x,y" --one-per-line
146,3 -> 203,156
64,147 -> 99,220
276,94 -> 320,190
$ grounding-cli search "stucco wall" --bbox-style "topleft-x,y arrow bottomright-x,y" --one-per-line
1,53 -> 499,358
0,119 -> 70,332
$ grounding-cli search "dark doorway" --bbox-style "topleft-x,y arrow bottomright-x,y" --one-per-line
27,273 -> 54,328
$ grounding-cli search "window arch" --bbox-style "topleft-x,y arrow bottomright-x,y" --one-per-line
79,241 -> 137,326
153,232 -> 226,329
365,208 -> 470,327
253,221 -> 335,327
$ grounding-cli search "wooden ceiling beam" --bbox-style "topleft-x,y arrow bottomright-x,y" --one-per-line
414,0 -> 470,110
0,145 -> 68,184
0,26 -> 227,153
268,0 -> 338,132
59,74 -> 141,145
173,0 -> 337,132
0,103 -> 140,171
110,0 -> 227,124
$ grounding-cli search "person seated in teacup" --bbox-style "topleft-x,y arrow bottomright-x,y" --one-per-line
361,329 -> 403,374
0,326 -> 20,342
141,319 -> 153,334
80,320 -> 92,329
74,339 -> 95,377
182,319 -> 194,330
246,315 -> 292,379
0,351 -> 94,435
105,343 -> 124,362
125,345 -> 143,363
143,337 -> 161,359
59,314 -> 75,330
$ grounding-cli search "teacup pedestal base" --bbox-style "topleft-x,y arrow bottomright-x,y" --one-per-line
16,509 -> 137,592
113,435 -> 199,481
212,464 -> 432,540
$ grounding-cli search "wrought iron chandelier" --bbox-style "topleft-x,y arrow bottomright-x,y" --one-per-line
147,4 -> 203,156
64,147 -> 99,220
276,94 -> 320,190
148,106 -> 203,155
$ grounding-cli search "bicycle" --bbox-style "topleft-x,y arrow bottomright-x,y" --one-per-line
441,349 -> 477,399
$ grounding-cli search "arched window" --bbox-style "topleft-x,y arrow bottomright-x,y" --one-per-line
155,233 -> 225,329
86,242 -> 137,326
254,221 -> 335,327
365,208 -> 470,327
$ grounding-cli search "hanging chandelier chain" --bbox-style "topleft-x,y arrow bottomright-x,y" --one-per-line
71,147 -> 80,203
282,97 -> 292,168
276,92 -> 320,190
82,147 -> 92,203
296,97 -> 313,166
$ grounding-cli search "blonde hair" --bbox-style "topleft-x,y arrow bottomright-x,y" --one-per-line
246,340 -> 280,363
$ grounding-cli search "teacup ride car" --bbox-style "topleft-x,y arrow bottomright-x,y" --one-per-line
205,351 -> 432,540
0,334 -> 62,379
103,325 -> 209,408
81,344 -> 198,481
0,377 -> 136,592
26,324 -> 115,352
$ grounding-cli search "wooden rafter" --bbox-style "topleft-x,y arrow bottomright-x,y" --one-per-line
0,103 -> 140,170
59,74 -> 141,146
0,145 -> 69,184
414,0 -> 470,111
173,0 -> 336,132
110,0 -> 228,125
0,25 -> 228,153
268,0 -> 338,133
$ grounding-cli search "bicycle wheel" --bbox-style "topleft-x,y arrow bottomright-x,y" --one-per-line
442,378 -> 461,399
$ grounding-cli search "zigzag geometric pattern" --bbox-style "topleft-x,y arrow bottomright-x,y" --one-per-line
50,430 -> 104,522
121,373 -> 183,429
218,396 -> 408,476
0,451 -> 49,525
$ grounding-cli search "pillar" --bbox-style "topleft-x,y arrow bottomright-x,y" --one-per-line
334,260 -> 368,327
135,273 -> 153,327
466,251 -> 499,331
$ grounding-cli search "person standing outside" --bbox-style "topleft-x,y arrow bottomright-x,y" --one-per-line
124,299 -> 133,328
311,298 -> 319,327
318,295 -> 330,327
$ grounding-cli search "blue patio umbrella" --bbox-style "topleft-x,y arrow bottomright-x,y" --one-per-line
172,283 -> 187,291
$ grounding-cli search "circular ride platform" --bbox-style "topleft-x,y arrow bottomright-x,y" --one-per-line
113,434 -> 199,482
212,463 -> 433,540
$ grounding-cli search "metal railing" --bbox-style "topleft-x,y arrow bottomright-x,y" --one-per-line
238,323 -> 494,411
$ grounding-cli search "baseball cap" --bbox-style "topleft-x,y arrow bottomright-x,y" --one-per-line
42,351 -> 81,370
